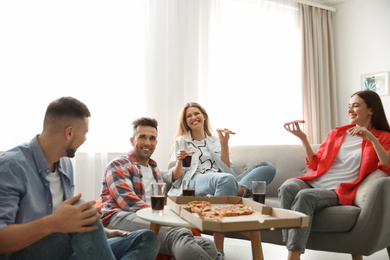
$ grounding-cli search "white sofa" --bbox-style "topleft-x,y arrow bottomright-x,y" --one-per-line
226,144 -> 390,257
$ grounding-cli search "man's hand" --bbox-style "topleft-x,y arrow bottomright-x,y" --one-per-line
0,194 -> 102,255
50,194 -> 101,233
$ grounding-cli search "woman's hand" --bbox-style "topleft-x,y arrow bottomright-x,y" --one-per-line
284,120 -> 315,163
172,149 -> 187,181
176,149 -> 187,161
349,126 -> 390,167
283,120 -> 307,141
348,126 -> 376,141
216,128 -> 231,145
216,128 -> 231,167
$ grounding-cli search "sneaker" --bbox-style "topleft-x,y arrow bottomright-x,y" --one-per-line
215,252 -> 225,260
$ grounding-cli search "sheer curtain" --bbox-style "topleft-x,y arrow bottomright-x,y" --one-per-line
1,0 -> 304,200
202,0 -> 301,146
0,1 -> 147,200
145,0 -> 302,168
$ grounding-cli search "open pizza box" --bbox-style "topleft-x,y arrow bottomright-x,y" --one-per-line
167,196 -> 309,232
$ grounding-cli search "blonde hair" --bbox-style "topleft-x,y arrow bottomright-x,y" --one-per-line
171,102 -> 213,153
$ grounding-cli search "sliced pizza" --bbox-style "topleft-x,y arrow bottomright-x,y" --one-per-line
188,201 -> 253,222
283,120 -> 305,126
216,128 -> 236,135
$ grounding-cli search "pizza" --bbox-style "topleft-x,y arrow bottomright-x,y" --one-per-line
188,201 -> 211,208
283,120 -> 305,126
188,201 -> 253,222
216,128 -> 236,135
214,204 -> 253,217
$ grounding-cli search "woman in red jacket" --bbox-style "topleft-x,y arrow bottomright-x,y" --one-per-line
281,90 -> 390,260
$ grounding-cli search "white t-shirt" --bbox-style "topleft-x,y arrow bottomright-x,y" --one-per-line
310,131 -> 363,190
193,139 -> 221,174
46,168 -> 64,212
141,165 -> 156,205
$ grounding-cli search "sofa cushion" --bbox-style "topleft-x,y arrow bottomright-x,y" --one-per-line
230,145 -> 320,197
265,197 -> 361,232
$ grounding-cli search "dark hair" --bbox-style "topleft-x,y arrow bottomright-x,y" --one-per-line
132,117 -> 158,135
43,97 -> 90,127
352,90 -> 390,132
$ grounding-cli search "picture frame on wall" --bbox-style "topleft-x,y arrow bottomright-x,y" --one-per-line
361,71 -> 390,96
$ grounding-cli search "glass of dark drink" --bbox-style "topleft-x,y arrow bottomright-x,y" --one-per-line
252,181 -> 266,204
182,151 -> 195,170
151,183 -> 166,214
182,180 -> 196,196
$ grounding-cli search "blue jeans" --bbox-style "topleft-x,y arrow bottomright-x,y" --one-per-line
193,162 -> 275,196
278,179 -> 339,253
8,219 -> 116,260
5,197 -> 159,260
107,211 -> 217,260
105,230 -> 160,260
7,222 -> 159,260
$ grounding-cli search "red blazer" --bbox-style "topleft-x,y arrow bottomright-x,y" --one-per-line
297,124 -> 390,205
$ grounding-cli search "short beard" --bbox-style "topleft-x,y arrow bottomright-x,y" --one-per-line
66,148 -> 76,158
66,142 -> 76,158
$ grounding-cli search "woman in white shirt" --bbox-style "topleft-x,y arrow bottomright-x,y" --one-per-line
166,102 -> 276,259
281,90 -> 390,260
167,102 -> 275,197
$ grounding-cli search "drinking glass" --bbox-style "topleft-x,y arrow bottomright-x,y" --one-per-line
252,181 -> 266,204
182,180 -> 196,196
151,183 -> 166,214
182,150 -> 195,170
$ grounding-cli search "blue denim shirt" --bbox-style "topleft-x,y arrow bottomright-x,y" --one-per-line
0,136 -> 74,231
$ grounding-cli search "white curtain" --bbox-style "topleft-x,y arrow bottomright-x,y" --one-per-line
145,0 -> 302,171
299,4 -> 338,144
204,0 -> 301,146
0,0 -> 303,201
0,1 -> 147,201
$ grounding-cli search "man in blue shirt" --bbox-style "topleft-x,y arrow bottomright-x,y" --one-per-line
0,97 -> 159,260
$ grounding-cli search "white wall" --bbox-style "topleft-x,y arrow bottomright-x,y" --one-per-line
332,0 -> 390,124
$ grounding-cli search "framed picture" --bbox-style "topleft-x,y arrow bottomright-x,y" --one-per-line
361,71 -> 390,96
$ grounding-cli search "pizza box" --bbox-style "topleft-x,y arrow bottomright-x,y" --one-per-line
167,196 -> 309,232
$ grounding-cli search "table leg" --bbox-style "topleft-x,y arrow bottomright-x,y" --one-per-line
240,231 -> 264,260
149,222 -> 161,235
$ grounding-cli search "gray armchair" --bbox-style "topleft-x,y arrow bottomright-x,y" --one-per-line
223,144 -> 390,259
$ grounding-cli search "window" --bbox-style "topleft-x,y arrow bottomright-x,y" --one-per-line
0,1 -> 146,152
201,0 -> 302,145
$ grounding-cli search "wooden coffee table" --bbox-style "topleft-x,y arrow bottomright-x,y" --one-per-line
136,204 -> 307,260
136,205 -> 194,235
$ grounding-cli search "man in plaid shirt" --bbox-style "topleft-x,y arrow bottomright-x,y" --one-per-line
100,117 -> 217,260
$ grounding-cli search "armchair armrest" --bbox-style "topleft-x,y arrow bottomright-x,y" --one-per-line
349,177 -> 390,254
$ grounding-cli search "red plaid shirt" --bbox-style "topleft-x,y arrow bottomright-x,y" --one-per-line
100,150 -> 163,225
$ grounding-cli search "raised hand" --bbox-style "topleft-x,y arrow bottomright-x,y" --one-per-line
284,120 -> 307,140
216,128 -> 234,145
